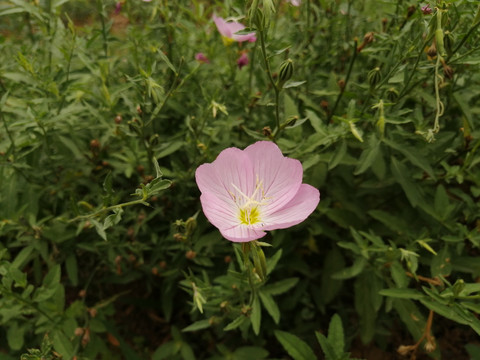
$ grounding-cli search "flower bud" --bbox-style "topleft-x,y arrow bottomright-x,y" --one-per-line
262,126 -> 272,137
427,42 -> 437,58
386,87 -> 399,102
368,67 -> 382,87
277,59 -> 294,89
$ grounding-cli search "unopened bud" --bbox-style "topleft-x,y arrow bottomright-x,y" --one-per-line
320,100 -> 329,111
386,87 -> 399,102
363,31 -> 374,44
262,126 -> 272,137
185,250 -> 196,259
283,115 -> 299,128
406,5 -> 416,18
89,139 -> 100,151
338,79 -> 346,90
114,114 -> 122,124
277,59 -> 294,89
443,64 -> 454,79
185,217 -> 197,236
368,67 -> 382,87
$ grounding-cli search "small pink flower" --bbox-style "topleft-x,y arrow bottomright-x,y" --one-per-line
421,5 -> 432,15
195,52 -> 210,63
114,2 -> 122,14
287,0 -> 301,6
237,52 -> 249,69
195,141 -> 320,242
212,15 -> 257,43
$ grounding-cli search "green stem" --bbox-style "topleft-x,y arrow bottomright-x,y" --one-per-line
447,20 -> 480,61
68,198 -> 148,223
328,40 -> 358,122
96,0 -> 109,58
258,29 -> 281,136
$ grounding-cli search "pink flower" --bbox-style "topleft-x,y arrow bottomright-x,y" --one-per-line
195,52 -> 210,63
421,5 -> 432,15
212,15 -> 257,44
195,141 -> 320,242
114,2 -> 122,14
237,52 -> 249,69
287,0 -> 301,6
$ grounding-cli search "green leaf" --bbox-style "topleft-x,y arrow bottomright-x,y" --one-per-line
182,319 -> 211,332
390,156 -> 423,208
384,139 -> 435,179
157,49 -> 177,74
274,330 -> 316,360
251,295 -> 261,335
65,254 -> 78,286
328,314 -> 345,358
152,341 -> 178,360
103,208 -> 124,230
315,332 -> 336,360
52,330 -> 74,359
233,346 -> 269,359
11,245 -> 34,269
7,322 -> 24,351
146,178 -> 172,196
263,277 -> 299,295
259,291 -> 280,324
430,246 -> 452,277
224,315 -> 247,331
354,135 -> 380,175
329,140 -> 347,170
43,264 -> 61,288
379,288 -> 426,300
266,249 -> 282,275
331,257 -> 367,280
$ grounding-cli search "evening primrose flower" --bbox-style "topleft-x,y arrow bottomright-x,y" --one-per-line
212,15 -> 257,45
195,141 -> 320,242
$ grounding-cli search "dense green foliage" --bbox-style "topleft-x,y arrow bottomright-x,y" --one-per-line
1,0 -> 480,359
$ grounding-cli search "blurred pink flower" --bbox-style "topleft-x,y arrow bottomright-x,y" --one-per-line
195,141 -> 320,242
421,5 -> 432,15
195,52 -> 210,63
237,52 -> 249,69
287,0 -> 301,6
114,2 -> 122,14
212,15 -> 256,44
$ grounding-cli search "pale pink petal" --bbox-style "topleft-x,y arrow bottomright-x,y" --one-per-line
199,192 -> 238,230
244,141 -> 303,215
212,15 -> 256,43
212,15 -> 234,38
220,224 -> 267,242
262,184 -> 320,230
196,147 -> 255,202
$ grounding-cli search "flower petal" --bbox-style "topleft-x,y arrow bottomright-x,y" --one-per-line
212,15 -> 233,38
220,224 -> 266,242
262,184 -> 320,230
244,141 -> 303,215
195,147 -> 255,203
199,192 -> 238,230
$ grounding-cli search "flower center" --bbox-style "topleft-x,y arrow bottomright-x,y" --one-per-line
230,177 -> 269,227
239,207 -> 260,225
